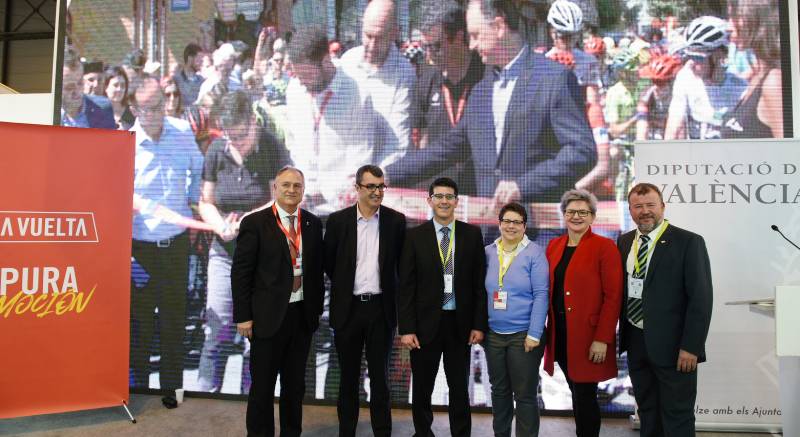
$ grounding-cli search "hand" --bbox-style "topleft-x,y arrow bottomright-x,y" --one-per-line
468,330 -> 484,345
237,320 -> 253,339
524,337 -> 540,352
588,341 -> 608,363
401,334 -> 421,350
677,349 -> 698,373
217,213 -> 240,241
493,180 -> 521,210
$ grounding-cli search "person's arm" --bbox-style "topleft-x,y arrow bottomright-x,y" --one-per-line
198,181 -> 236,240
378,65 -> 415,168
187,136 -> 204,204
526,245 -> 550,342
515,69 -> 597,202
471,227 -> 488,335
397,232 -> 417,335
322,213 -> 339,281
680,234 -> 714,358
759,68 -> 784,138
577,86 -> 611,191
231,215 -> 259,328
665,72 -> 690,140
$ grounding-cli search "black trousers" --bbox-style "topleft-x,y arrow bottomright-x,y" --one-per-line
410,311 -> 471,437
555,311 -> 601,437
130,232 -> 189,391
246,302 -> 313,437
333,295 -> 393,437
626,323 -> 697,437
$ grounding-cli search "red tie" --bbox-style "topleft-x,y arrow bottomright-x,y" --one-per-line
288,215 -> 301,292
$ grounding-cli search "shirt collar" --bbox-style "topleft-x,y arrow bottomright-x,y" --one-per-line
494,45 -> 528,82
131,118 -> 168,146
356,203 -> 380,221
635,219 -> 668,241
433,218 -> 455,234
492,235 -> 530,251
275,202 -> 299,219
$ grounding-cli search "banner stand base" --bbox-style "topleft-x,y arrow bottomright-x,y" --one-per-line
121,400 -> 136,424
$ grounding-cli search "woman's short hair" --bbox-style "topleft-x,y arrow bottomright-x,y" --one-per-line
559,189 -> 598,215
498,202 -> 527,223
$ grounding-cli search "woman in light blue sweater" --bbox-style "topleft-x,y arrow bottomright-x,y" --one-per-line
484,202 -> 550,437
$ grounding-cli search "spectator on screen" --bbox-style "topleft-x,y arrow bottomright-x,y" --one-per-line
81,59 -> 105,96
174,43 -> 205,106
196,43 -> 242,104
61,47 -> 116,129
160,76 -> 184,119
103,65 -> 135,130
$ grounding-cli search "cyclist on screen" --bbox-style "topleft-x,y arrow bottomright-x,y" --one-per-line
636,54 -> 683,141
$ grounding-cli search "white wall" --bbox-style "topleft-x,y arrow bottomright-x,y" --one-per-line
0,94 -> 54,125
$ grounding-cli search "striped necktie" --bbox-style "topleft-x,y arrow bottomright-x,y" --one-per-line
627,234 -> 650,324
441,227 -> 454,306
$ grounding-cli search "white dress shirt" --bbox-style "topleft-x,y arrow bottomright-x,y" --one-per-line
275,203 -> 304,302
492,46 -> 527,155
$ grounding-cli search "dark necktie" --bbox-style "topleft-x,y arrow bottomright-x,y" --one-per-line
288,215 -> 301,292
441,227 -> 454,306
627,234 -> 650,324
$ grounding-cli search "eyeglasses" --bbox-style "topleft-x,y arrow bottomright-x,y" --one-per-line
430,193 -> 457,201
685,52 -> 710,64
499,219 -> 524,226
357,183 -> 388,192
564,209 -> 592,217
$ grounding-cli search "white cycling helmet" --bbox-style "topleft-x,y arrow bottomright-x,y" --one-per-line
547,0 -> 584,34
681,16 -> 729,52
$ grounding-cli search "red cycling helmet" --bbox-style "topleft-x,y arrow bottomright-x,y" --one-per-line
583,36 -> 606,56
639,54 -> 682,82
547,50 -> 576,69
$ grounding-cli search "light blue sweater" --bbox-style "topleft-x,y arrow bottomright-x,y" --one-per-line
484,239 -> 550,339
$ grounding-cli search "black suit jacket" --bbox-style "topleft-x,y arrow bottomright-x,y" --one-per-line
617,224 -> 713,367
398,220 -> 488,345
231,206 -> 325,338
324,204 -> 407,331
387,49 -> 596,202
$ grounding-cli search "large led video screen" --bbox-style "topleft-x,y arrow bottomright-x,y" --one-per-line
55,0 -> 793,414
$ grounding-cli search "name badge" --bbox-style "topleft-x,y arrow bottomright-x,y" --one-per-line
628,277 -> 644,299
444,274 -> 453,294
493,290 -> 507,310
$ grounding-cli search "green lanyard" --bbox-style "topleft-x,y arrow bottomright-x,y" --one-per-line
437,222 -> 454,268
497,240 -> 520,290
633,221 -> 669,277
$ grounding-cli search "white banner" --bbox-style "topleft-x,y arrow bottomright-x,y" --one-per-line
634,139 -> 800,431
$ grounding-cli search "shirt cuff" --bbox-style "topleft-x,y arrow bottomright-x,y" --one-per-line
527,335 -> 539,342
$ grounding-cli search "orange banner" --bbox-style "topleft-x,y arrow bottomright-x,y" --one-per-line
0,122 -> 134,419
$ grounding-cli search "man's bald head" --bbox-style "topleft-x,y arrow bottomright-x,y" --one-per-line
361,0 -> 397,67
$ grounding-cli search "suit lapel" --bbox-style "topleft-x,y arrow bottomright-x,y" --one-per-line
299,208 -> 313,256
644,224 -> 672,288
619,231 -> 635,276
425,221 -> 444,277
267,207 -> 292,264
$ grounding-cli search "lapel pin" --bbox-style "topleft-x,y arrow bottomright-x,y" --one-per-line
660,240 -> 666,244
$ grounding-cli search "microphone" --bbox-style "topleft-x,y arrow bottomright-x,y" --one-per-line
771,225 -> 800,251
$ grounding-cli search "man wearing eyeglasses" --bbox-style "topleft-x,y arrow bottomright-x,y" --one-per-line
129,75 -> 204,396
323,165 -> 406,436
398,177 -> 487,436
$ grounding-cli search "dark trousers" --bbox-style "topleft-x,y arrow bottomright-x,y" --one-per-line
246,302 -> 313,437
484,330 -> 544,437
333,295 -> 393,437
410,311 -> 471,437
626,323 -> 697,437
556,313 -> 601,437
130,232 -> 189,391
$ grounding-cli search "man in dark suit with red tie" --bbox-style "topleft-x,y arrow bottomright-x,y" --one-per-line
324,165 -> 406,436
618,182 -> 713,436
398,177 -> 488,436
231,166 -> 325,437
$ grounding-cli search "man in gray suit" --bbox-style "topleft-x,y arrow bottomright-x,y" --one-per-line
618,182 -> 713,436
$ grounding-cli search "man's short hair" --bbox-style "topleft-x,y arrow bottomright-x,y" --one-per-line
287,27 -> 329,65
628,182 -> 664,203
429,177 -> 459,197
213,43 -> 237,66
421,1 -> 467,43
499,202 -> 527,223
128,73 -> 160,107
183,43 -> 202,64
218,90 -> 253,129
276,165 -> 305,180
477,0 -> 521,32
356,165 -> 384,185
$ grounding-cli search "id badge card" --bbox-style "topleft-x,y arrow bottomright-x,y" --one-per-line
493,290 -> 507,310
628,277 -> 644,299
294,255 -> 303,277
444,274 -> 454,294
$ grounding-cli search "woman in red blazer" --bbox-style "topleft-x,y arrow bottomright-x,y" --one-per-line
544,189 -> 623,437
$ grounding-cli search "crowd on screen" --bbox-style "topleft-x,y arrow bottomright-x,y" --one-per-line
59,0 -> 771,434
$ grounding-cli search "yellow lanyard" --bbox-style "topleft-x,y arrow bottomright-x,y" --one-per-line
633,221 -> 669,277
497,240 -> 521,290
437,222 -> 454,269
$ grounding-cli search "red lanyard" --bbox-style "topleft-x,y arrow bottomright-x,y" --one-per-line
441,83 -> 471,127
272,203 -> 302,267
313,90 -> 334,132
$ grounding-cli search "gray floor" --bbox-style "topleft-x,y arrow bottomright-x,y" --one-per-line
0,395 -> 780,436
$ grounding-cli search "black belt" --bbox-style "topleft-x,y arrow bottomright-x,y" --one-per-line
354,293 -> 381,302
134,232 -> 187,249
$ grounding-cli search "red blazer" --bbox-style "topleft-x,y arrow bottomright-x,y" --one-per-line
544,228 -> 623,382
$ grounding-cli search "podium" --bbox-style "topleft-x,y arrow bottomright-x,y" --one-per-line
727,285 -> 800,436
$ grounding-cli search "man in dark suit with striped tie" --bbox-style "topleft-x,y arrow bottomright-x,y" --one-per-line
398,177 -> 488,437
618,182 -> 713,437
